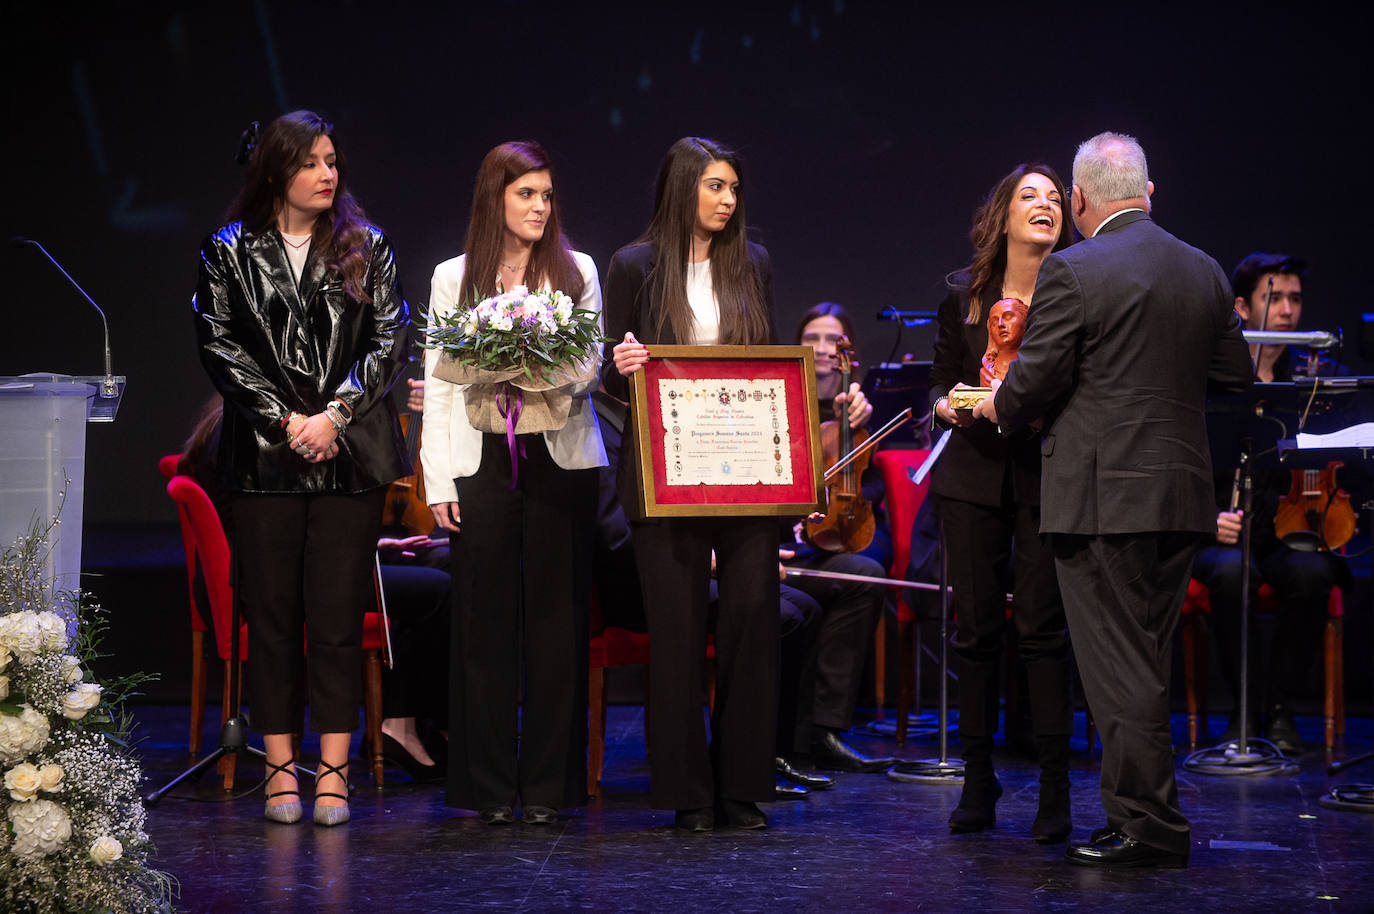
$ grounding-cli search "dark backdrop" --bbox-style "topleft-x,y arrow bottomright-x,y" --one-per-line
2,2 -> 1367,523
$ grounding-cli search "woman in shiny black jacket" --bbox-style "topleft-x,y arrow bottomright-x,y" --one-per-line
193,110 -> 409,826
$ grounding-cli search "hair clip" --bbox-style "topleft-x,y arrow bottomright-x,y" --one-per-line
235,120 -> 261,166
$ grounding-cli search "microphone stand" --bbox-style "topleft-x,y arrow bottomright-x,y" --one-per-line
1183,437 -> 1298,776
888,518 -> 964,785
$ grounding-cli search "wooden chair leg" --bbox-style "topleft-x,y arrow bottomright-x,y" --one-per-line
364,649 -> 384,785
1324,617 -> 1342,750
873,612 -> 888,722
218,660 -> 236,791
896,618 -> 914,746
189,630 -> 207,756
588,667 -> 607,798
1183,616 -> 1199,749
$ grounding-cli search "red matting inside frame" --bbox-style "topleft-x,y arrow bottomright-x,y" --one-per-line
642,357 -> 817,507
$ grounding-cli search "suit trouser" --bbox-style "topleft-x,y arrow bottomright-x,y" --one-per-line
632,515 -> 779,809
941,495 -> 1072,739
233,489 -> 385,734
1051,530 -> 1199,855
784,550 -> 887,749
446,434 -> 594,811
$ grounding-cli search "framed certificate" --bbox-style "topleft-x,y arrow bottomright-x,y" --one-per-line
627,344 -> 826,517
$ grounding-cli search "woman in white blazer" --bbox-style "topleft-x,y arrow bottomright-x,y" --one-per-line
421,140 -> 605,826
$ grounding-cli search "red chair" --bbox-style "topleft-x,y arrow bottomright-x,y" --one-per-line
870,449 -> 932,745
160,455 -> 217,758
587,589 -> 651,798
164,470 -> 388,789
1181,579 -> 1344,749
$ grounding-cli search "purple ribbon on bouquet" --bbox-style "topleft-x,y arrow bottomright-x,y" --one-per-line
496,383 -> 527,490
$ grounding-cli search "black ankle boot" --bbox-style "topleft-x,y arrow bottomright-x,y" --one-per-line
1031,735 -> 1071,843
949,737 -> 1001,833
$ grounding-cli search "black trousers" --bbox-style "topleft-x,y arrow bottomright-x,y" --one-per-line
232,489 -> 385,734
1052,531 -> 1199,856
631,515 -> 780,809
784,549 -> 887,751
446,434 -> 595,811
1192,543 -> 1346,710
378,562 -> 451,721
940,495 -> 1071,740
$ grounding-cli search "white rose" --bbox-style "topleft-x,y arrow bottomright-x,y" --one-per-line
62,682 -> 102,720
36,611 -> 69,652
0,674 -> 8,700
38,763 -> 63,792
59,655 -> 83,683
0,612 -> 44,662
5,761 -> 42,801
0,705 -> 51,764
0,646 -> 10,672
89,835 -> 123,864
8,798 -> 72,856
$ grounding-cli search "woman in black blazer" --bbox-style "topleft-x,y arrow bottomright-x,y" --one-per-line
603,137 -> 779,831
928,163 -> 1075,842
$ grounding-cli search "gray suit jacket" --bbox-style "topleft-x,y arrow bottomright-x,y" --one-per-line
993,211 -> 1253,535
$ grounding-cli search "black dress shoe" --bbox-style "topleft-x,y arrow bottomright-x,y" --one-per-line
811,731 -> 896,773
674,807 -> 714,832
478,805 -> 515,825
775,757 -> 835,789
716,798 -> 768,829
522,805 -> 558,825
775,777 -> 809,799
381,733 -> 445,783
1090,824 -> 1118,844
1265,707 -> 1304,755
1066,833 -> 1187,868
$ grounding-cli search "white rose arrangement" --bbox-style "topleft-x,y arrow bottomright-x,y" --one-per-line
0,518 -> 174,912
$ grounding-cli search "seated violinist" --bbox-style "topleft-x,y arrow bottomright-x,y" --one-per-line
1192,253 -> 1351,753
778,303 -> 896,774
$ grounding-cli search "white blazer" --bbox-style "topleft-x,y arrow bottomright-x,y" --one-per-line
420,251 -> 608,505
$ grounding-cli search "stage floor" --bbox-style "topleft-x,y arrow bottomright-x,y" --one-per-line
133,706 -> 1374,913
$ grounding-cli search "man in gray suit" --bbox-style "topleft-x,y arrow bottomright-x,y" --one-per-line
975,132 -> 1252,867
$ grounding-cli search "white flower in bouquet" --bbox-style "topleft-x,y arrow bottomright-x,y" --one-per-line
5,761 -> 42,800
0,704 -> 50,764
59,654 -> 83,683
0,646 -> 10,673
37,610 -> 68,652
89,835 -> 123,865
61,681 -> 103,720
8,798 -> 72,857
38,762 -> 63,792
0,611 -> 45,663
0,673 -> 8,700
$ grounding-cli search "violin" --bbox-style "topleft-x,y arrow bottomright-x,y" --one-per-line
805,337 -> 876,553
1273,461 -> 1355,551
383,408 -> 433,537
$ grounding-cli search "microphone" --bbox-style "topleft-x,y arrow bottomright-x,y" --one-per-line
12,237 -> 118,397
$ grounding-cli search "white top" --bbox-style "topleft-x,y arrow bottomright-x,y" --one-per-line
280,232 -> 311,281
419,251 -> 608,504
686,260 -> 719,345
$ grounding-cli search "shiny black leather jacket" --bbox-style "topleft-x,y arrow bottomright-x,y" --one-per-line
193,222 -> 411,493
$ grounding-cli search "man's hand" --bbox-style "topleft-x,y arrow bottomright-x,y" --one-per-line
429,502 -> 460,533
406,378 -> 425,413
1216,510 -> 1242,545
972,378 -> 1001,424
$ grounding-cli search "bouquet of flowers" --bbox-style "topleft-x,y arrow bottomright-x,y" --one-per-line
0,516 -> 174,913
425,285 -> 604,435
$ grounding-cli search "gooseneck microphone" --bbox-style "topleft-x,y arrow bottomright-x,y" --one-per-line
11,237 -> 118,397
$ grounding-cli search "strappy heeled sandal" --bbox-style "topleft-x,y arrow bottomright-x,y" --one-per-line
313,758 -> 351,826
264,758 -> 302,824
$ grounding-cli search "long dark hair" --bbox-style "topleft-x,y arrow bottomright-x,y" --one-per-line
462,141 -> 584,303
227,110 -> 375,302
950,163 -> 1072,325
637,137 -> 769,345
